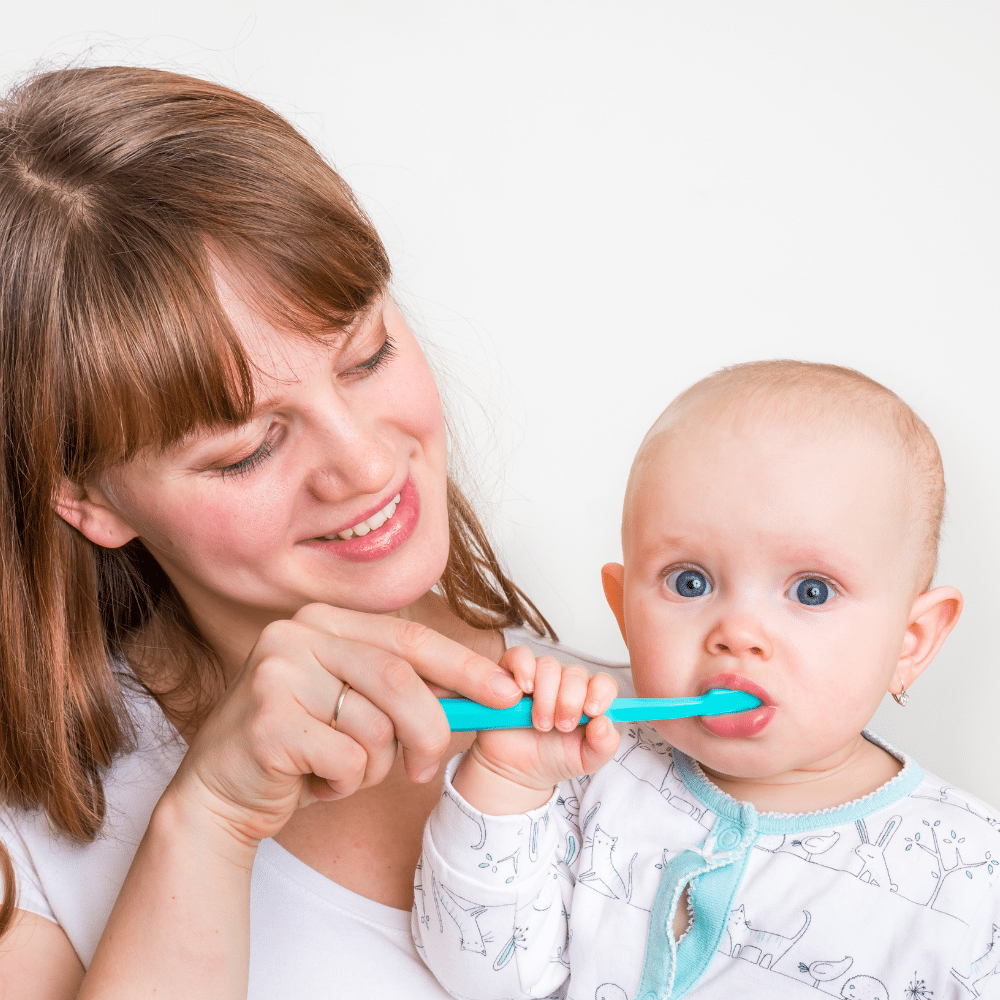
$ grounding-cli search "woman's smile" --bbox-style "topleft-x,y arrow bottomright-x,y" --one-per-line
304,477 -> 420,563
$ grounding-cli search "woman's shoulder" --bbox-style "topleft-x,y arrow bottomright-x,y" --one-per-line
502,624 -> 634,697
1,677 -> 185,965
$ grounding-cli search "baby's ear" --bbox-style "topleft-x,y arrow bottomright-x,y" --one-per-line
601,563 -> 627,645
894,586 -> 963,694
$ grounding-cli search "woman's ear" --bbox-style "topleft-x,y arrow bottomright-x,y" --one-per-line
893,586 -> 964,695
55,479 -> 138,549
601,563 -> 628,645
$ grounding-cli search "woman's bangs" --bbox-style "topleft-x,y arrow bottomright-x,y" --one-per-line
61,225 -> 256,473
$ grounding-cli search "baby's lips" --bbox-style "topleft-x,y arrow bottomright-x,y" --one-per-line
699,672 -> 774,707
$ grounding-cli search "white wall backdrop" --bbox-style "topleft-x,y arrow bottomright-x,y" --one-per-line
3,2 -> 998,803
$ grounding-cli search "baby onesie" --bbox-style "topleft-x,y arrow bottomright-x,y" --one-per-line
414,725 -> 1000,1000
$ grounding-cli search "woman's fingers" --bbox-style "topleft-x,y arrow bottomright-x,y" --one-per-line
278,627 -> 451,782
295,721 -> 370,803
293,603 -> 522,706
323,683 -> 398,789
241,624 -> 402,787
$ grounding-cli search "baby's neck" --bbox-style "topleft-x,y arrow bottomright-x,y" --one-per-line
698,734 -> 903,814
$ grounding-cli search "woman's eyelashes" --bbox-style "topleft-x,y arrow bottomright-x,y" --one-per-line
218,427 -> 280,480
664,566 -> 713,599
345,334 -> 396,378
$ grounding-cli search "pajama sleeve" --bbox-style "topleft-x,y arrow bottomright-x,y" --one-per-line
412,755 -> 583,1000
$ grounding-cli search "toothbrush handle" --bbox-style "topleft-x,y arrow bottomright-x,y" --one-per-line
439,690 -> 761,732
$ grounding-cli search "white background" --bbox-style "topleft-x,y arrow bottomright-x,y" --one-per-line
3,3 -> 998,804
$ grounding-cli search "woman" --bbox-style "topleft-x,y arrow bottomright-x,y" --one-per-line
0,66 -> 627,998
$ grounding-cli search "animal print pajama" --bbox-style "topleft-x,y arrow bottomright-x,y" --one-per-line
413,726 -> 1000,1000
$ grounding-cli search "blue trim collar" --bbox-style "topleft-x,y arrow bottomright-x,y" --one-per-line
671,730 -> 924,836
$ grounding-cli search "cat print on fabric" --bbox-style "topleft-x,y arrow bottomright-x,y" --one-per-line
721,904 -> 811,970
577,825 -> 634,901
952,923 -> 1000,996
437,883 -> 491,955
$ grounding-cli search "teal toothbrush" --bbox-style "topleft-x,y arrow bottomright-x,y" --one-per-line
440,688 -> 762,732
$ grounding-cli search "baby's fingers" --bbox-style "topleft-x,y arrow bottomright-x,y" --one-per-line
530,656 -> 566,731
583,671 -> 619,719
579,714 -> 621,773
554,664 -> 593,732
500,645 -> 538,695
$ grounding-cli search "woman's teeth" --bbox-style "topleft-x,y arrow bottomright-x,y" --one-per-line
323,494 -> 400,541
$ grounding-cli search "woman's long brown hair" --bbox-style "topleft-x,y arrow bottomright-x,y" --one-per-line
0,66 -> 552,936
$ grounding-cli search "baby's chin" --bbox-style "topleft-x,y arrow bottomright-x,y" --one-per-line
651,718 -> 798,784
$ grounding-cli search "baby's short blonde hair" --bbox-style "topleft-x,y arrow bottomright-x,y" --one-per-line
630,360 -> 944,589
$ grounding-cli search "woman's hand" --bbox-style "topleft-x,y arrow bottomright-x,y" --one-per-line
452,646 -> 620,815
166,603 -> 523,850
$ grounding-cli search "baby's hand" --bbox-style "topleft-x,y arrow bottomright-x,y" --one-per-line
452,646 -> 620,815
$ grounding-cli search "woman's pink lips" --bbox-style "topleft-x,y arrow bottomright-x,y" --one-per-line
698,673 -> 776,738
305,477 -> 418,563
321,485 -> 406,539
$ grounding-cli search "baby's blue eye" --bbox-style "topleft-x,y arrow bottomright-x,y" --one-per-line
666,568 -> 712,599
793,578 -> 832,606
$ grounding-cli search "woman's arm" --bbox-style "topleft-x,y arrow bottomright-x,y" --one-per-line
2,605 -> 523,999
78,789 -> 255,1000
1,911 -> 84,1000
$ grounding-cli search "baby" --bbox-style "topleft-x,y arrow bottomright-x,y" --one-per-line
413,361 -> 1000,1000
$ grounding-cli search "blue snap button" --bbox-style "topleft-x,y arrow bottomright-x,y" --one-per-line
717,828 -> 740,849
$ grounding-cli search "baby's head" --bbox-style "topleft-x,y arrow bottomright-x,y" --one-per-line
602,360 -> 962,788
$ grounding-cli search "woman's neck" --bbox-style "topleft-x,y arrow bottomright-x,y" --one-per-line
396,591 -> 506,663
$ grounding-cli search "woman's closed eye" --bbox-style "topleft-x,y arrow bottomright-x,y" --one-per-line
218,426 -> 281,480
344,334 -> 397,379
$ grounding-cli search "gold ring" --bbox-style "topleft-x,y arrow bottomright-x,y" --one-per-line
332,681 -> 351,728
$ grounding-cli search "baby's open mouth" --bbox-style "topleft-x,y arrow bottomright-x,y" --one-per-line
316,493 -> 401,541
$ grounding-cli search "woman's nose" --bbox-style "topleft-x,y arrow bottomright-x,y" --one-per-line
305,403 -> 395,501
704,609 -> 773,661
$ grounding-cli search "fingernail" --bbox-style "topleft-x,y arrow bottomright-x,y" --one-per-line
416,764 -> 438,783
491,671 -> 521,700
